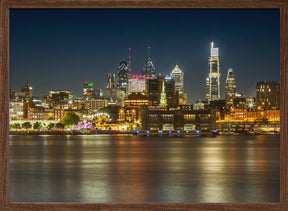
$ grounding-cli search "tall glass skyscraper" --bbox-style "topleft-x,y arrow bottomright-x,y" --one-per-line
225,68 -> 236,108
206,42 -> 220,102
171,65 -> 184,93
142,46 -> 156,79
117,60 -> 130,93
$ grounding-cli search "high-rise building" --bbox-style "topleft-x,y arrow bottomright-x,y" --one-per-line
127,75 -> 146,95
92,88 -> 103,98
117,60 -> 130,93
146,75 -> 178,107
21,81 -> 33,98
83,82 -> 94,99
206,42 -> 220,102
165,77 -> 179,107
170,65 -> 187,104
171,65 -> 184,93
142,46 -> 156,79
256,81 -> 280,110
105,73 -> 124,105
225,68 -> 236,109
107,73 -> 117,89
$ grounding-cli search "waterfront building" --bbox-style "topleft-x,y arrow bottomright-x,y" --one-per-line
206,42 -> 220,102
142,46 -> 156,79
127,75 -> 146,95
225,68 -> 236,109
256,81 -> 280,110
209,100 -> 226,121
119,93 -> 152,123
117,60 -> 130,93
28,110 -> 54,120
141,105 -> 216,131
9,100 -> 24,120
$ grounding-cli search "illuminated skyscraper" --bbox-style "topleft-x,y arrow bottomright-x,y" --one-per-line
171,65 -> 184,93
225,68 -> 236,108
117,60 -> 130,93
206,42 -> 220,102
107,73 -> 117,89
170,65 -> 187,104
83,82 -> 94,99
142,46 -> 156,79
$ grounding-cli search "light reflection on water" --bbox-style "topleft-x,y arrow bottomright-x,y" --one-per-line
9,135 -> 279,202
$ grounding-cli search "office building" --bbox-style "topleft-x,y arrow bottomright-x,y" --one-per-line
127,75 -> 146,95
256,81 -> 280,110
225,68 -> 236,109
117,60 -> 130,93
206,42 -> 220,102
142,46 -> 156,79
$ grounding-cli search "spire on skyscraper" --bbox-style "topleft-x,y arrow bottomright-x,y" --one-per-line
142,46 -> 156,79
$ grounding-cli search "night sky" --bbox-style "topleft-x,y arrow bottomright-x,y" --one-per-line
9,9 -> 279,103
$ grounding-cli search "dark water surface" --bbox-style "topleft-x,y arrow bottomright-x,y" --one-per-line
9,135 -> 280,202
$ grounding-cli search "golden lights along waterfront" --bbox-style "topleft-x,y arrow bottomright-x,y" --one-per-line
9,42 -> 280,136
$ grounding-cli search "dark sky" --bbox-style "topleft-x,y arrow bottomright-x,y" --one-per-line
9,9 -> 280,103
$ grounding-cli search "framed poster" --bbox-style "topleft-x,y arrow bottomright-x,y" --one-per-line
1,0 -> 287,210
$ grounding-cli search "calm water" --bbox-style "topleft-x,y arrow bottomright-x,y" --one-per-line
9,135 -> 280,203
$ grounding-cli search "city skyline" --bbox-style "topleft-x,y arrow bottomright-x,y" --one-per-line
10,9 -> 280,103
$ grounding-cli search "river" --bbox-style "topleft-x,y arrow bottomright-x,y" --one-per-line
9,134 -> 280,202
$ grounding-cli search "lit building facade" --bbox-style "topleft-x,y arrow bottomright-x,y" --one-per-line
146,75 -> 178,107
117,60 -> 130,93
49,90 -> 72,103
171,65 -> 184,93
141,106 -> 216,131
107,73 -> 117,89
83,82 -> 94,99
206,42 -> 220,102
9,101 -> 24,120
225,68 -> 236,109
119,93 -> 152,123
84,99 -> 108,113
127,75 -> 146,95
256,81 -> 280,110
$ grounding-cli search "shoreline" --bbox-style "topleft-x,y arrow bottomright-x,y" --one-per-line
9,130 -> 280,136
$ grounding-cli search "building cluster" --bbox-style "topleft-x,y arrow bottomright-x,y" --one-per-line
9,43 -> 280,133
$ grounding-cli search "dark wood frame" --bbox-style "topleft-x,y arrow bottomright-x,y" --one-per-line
0,0 -> 287,210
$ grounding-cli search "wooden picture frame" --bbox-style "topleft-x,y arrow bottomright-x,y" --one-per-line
1,0 -> 287,210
